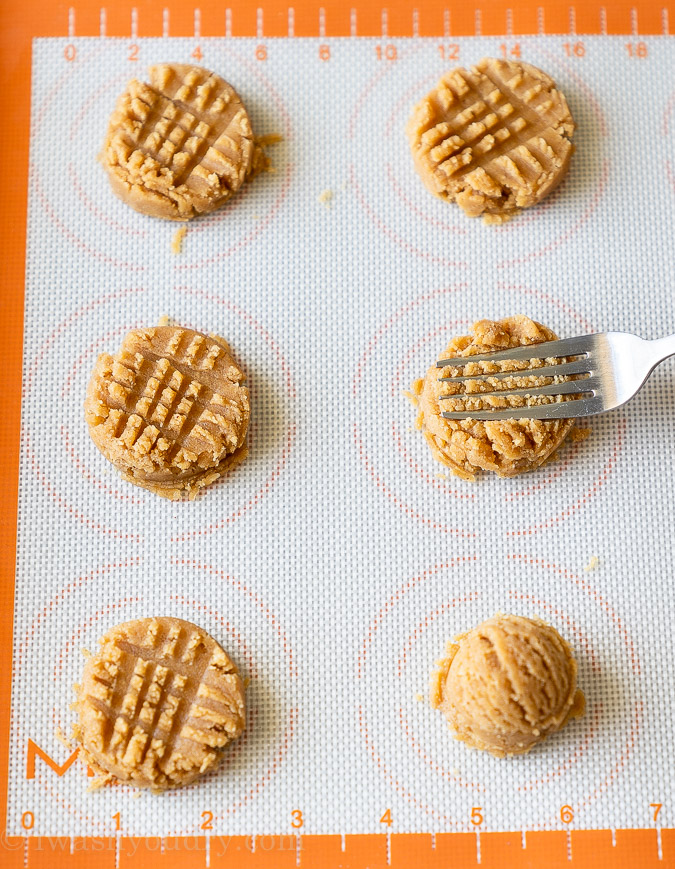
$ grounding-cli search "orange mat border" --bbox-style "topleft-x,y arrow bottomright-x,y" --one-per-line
0,2 -> 673,867
0,829 -> 672,866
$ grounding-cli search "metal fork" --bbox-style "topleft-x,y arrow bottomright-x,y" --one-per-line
437,332 -> 675,420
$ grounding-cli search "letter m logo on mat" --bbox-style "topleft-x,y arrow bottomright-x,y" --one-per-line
26,739 -> 79,778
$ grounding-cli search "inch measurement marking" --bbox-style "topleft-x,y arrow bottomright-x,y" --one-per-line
5,829 -> 675,866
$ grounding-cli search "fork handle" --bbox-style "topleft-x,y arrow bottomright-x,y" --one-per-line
651,334 -> 675,364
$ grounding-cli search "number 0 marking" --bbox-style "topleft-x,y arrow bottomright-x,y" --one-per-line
651,803 -> 663,822
291,809 -> 303,828
380,809 -> 392,826
201,810 -> 213,830
471,807 -> 483,826
64,44 -> 76,62
21,811 -> 34,830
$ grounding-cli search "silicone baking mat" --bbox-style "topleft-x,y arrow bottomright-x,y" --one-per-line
1,1 -> 675,866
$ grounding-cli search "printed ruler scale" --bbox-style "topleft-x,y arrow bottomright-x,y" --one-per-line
1,1 -> 675,867
3,1 -> 674,36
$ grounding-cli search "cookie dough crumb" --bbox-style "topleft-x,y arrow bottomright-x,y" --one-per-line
55,727 -> 76,752
584,555 -> 599,572
257,132 -> 284,147
318,189 -> 333,206
431,613 -> 584,757
156,314 -> 179,328
251,133 -> 283,176
87,772 -> 115,792
171,226 -> 187,254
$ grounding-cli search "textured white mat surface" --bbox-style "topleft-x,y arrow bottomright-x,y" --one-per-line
10,36 -> 675,835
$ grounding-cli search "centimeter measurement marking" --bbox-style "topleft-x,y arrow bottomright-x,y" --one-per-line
4,829 -> 674,867
28,1 -> 675,38
59,35 -> 657,67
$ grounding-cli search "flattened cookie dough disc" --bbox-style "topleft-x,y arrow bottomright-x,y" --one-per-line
412,316 -> 576,480
75,618 -> 246,789
102,64 -> 256,220
407,58 -> 575,223
85,325 -> 250,500
431,613 -> 585,757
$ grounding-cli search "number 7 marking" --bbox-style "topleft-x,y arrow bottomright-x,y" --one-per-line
651,803 -> 662,822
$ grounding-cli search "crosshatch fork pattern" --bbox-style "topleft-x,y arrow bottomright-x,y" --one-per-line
412,61 -> 571,186
81,619 -> 243,780
99,331 -> 242,455
86,326 -> 249,482
105,63 -> 254,211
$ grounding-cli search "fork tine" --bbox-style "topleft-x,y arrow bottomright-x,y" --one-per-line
439,378 -> 597,402
438,358 -> 593,382
440,396 -> 605,421
436,336 -> 594,368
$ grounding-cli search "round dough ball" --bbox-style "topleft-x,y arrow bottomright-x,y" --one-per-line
407,58 -> 575,223
412,315 -> 575,480
431,613 -> 585,757
75,617 -> 246,789
85,325 -> 249,500
101,64 -> 256,220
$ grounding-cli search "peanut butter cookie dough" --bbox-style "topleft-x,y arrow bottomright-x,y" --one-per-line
101,64 -> 265,220
407,58 -> 575,223
75,618 -> 246,790
431,614 -> 585,757
85,325 -> 249,500
410,316 -> 576,480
